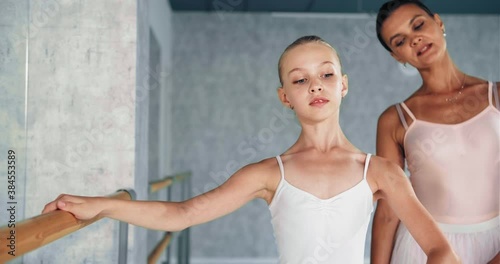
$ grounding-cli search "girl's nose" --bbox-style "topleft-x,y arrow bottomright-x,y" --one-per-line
309,79 -> 323,93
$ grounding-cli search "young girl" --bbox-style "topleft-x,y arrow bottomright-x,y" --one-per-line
371,1 -> 500,264
43,35 -> 459,264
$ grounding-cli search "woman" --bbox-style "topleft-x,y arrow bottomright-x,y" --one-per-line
371,1 -> 499,263
43,35 -> 459,264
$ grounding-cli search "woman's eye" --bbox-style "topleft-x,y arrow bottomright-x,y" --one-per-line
395,39 -> 405,47
414,21 -> 424,30
293,78 -> 306,84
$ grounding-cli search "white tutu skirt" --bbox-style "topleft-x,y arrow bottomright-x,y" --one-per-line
390,216 -> 499,264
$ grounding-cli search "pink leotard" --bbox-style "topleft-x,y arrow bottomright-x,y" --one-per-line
395,81 -> 500,224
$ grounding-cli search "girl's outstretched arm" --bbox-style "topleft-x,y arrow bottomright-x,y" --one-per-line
370,156 -> 460,264
42,159 -> 275,231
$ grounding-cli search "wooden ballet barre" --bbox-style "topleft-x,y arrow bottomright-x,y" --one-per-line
147,232 -> 173,264
149,172 -> 191,193
0,189 -> 134,263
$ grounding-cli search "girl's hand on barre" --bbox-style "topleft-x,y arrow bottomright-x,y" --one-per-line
42,194 -> 104,220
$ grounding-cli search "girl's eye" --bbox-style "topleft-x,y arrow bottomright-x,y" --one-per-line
323,73 -> 334,78
293,78 -> 306,84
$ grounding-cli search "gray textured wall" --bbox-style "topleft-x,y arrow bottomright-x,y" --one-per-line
21,1 -> 139,263
0,1 -> 28,263
171,12 -> 500,263
0,0 -> 174,263
0,0 -> 140,263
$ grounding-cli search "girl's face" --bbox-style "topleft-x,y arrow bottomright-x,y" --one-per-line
278,42 -> 347,122
380,4 -> 446,68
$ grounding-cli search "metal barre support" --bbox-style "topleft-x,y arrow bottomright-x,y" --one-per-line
117,189 -> 136,264
147,172 -> 191,264
167,186 -> 172,264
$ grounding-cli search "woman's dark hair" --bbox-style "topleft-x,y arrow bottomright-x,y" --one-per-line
278,35 -> 342,85
376,0 -> 434,51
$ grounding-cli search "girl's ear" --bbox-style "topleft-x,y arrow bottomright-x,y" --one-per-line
277,87 -> 291,108
341,74 -> 349,98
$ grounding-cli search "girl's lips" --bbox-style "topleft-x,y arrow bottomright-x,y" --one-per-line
309,98 -> 329,106
417,43 -> 432,56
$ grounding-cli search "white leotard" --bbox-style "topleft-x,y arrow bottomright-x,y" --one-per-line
269,154 -> 373,264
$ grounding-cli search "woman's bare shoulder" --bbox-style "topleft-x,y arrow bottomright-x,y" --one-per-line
378,105 -> 407,140
378,105 -> 400,126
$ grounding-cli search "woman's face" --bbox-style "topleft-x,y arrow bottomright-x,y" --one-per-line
380,4 -> 446,69
278,42 -> 347,122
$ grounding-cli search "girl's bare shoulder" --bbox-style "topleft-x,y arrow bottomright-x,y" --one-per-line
243,156 -> 280,172
365,155 -> 407,195
237,156 -> 282,185
240,156 -> 283,203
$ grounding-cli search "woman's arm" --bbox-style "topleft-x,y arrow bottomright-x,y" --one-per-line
371,107 -> 406,264
371,157 -> 460,264
487,252 -> 500,264
42,160 -> 274,231
495,81 -> 500,110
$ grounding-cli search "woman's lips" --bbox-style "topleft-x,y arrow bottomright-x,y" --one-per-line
417,43 -> 432,56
